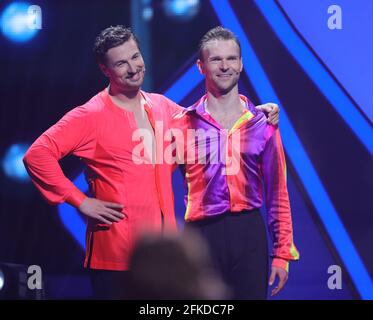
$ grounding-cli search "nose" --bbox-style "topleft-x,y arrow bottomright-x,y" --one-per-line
220,59 -> 228,70
127,61 -> 136,73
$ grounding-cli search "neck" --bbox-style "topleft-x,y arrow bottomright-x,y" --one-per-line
108,84 -> 142,110
205,86 -> 243,114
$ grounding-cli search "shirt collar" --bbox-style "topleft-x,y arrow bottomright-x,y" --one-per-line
187,94 -> 257,116
101,86 -> 153,114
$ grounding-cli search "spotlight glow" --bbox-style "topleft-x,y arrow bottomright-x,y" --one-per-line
162,0 -> 200,21
0,2 -> 40,43
0,269 -> 4,291
2,143 -> 30,182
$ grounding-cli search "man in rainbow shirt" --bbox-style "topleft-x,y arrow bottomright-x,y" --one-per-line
178,27 -> 299,299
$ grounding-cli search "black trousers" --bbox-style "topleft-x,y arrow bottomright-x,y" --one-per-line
185,209 -> 269,300
89,269 -> 130,300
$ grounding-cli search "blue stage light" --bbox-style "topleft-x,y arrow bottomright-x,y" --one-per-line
0,2 -> 41,43
162,0 -> 200,21
209,0 -> 373,300
2,143 -> 30,183
255,0 -> 373,156
58,173 -> 87,249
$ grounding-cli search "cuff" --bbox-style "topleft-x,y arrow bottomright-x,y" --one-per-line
272,257 -> 289,273
65,188 -> 86,208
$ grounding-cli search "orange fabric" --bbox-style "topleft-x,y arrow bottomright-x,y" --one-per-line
24,88 -> 182,270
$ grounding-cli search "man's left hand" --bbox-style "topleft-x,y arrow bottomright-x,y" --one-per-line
256,103 -> 280,126
268,266 -> 288,296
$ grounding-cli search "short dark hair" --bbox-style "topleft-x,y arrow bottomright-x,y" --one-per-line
198,26 -> 241,61
93,25 -> 140,65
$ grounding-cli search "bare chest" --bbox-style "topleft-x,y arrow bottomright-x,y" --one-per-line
210,111 -> 243,130
133,109 -> 156,164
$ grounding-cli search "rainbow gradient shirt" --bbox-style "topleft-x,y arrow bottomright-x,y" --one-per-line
177,94 -> 299,269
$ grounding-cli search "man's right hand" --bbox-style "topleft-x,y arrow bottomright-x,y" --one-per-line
78,197 -> 125,225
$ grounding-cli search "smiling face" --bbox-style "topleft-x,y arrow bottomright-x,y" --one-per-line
99,38 -> 145,94
198,39 -> 243,96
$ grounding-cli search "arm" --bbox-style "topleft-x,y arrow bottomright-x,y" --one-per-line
24,107 -> 93,206
23,107 -> 124,224
262,127 -> 300,295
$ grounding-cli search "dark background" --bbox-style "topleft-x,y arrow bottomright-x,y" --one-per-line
0,0 -> 372,299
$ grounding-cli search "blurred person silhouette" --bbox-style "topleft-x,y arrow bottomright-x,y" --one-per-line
127,231 -> 229,300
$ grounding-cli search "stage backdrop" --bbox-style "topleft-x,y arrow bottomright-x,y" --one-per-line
0,0 -> 371,299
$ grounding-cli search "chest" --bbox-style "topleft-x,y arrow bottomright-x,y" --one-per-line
132,108 -> 154,133
210,111 -> 243,130
93,110 -> 156,162
187,114 -> 268,163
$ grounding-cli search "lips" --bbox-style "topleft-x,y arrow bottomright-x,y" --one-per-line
217,74 -> 232,78
128,73 -> 140,80
126,69 -> 143,80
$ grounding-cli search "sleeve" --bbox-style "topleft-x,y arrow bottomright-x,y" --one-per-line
262,127 -> 300,272
23,107 -> 96,207
165,96 -> 184,117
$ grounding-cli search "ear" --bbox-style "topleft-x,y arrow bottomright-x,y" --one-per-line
99,63 -> 110,78
239,57 -> 243,73
197,59 -> 205,75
